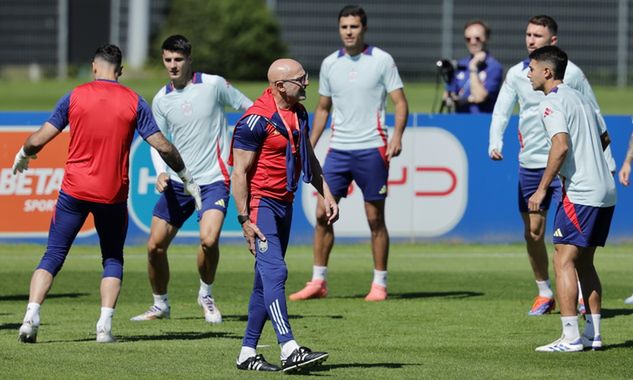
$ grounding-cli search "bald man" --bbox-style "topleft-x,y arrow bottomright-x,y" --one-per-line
230,58 -> 338,373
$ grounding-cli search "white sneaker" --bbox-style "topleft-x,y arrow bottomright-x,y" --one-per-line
581,334 -> 602,350
96,328 -> 116,343
535,336 -> 583,352
130,305 -> 170,321
624,294 -> 633,304
18,320 -> 38,343
198,295 -> 222,324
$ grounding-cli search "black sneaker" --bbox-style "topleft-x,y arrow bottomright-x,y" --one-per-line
236,354 -> 281,372
281,346 -> 328,373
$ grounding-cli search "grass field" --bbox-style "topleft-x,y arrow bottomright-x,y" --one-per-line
2,73 -> 632,114
2,242 -> 633,379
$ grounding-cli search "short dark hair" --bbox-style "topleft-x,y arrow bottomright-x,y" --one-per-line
529,45 -> 568,80
464,20 -> 491,39
528,15 -> 558,35
93,44 -> 122,69
338,5 -> 367,27
161,35 -> 192,56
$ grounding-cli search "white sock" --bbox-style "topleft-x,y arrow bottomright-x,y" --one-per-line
199,279 -> 213,298
24,302 -> 41,325
280,339 -> 300,360
373,270 -> 388,288
97,307 -> 115,332
561,316 -> 580,342
153,293 -> 169,309
312,266 -> 328,281
584,314 -> 601,338
237,346 -> 257,364
536,280 -> 553,298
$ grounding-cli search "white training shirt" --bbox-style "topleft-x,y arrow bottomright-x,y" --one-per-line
489,59 -> 615,170
150,73 -> 252,185
539,84 -> 616,207
319,46 -> 404,150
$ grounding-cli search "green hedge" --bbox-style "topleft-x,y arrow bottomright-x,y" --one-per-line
154,0 -> 286,80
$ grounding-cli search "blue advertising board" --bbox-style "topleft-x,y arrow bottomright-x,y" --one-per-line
1,112 -> 631,244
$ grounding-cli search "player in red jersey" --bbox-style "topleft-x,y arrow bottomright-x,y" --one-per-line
13,44 -> 200,344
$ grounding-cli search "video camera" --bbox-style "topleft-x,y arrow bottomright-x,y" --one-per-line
436,59 -> 456,84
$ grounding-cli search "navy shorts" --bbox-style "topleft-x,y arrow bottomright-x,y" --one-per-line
38,190 -> 127,278
323,147 -> 389,201
153,180 -> 230,228
518,167 -> 561,213
552,196 -> 614,247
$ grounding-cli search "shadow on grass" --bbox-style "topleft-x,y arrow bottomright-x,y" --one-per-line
600,308 -> 633,319
305,362 -> 421,374
176,314 -> 344,322
0,293 -> 89,301
0,322 -> 22,330
42,331 -> 242,344
120,331 -> 241,342
603,340 -> 633,350
333,291 -> 484,300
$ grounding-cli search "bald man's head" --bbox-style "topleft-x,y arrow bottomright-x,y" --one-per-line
268,58 -> 309,106
268,58 -> 304,83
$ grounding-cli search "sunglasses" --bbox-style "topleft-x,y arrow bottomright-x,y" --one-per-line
278,73 -> 308,86
465,36 -> 483,42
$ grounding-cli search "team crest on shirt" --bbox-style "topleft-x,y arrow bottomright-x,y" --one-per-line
181,101 -> 193,116
348,69 -> 358,82
543,107 -> 553,118
257,239 -> 268,253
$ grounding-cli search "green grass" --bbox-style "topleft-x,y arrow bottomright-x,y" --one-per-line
2,73 -> 632,114
2,243 -> 633,379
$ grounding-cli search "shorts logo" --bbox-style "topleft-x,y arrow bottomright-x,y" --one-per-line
257,239 -> 268,253
214,199 -> 226,208
379,185 -> 387,195
553,228 -> 563,237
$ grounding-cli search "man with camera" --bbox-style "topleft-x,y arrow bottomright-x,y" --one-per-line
444,20 -> 503,113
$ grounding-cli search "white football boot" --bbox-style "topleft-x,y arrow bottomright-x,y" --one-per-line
198,295 -> 222,324
130,305 -> 170,321
18,320 -> 39,343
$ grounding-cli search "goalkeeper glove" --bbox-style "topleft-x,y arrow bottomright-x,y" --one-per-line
178,168 -> 202,211
12,147 -> 37,175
